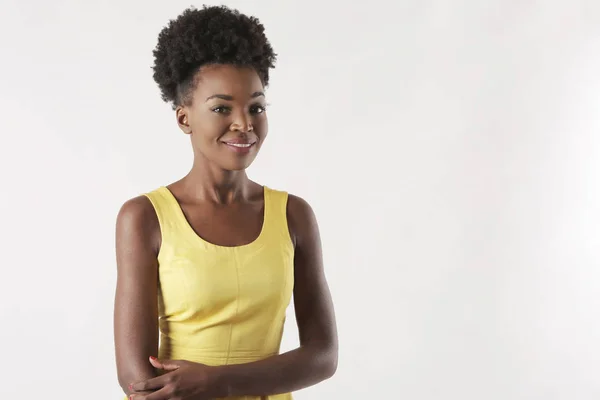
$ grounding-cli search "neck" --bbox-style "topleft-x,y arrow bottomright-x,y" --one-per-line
179,155 -> 252,204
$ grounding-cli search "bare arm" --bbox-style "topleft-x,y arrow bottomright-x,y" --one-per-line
215,194 -> 338,396
114,196 -> 161,396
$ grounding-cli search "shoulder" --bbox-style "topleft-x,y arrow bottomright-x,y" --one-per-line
285,193 -> 320,248
286,193 -> 314,219
263,184 -> 313,216
117,194 -> 157,227
115,194 -> 161,252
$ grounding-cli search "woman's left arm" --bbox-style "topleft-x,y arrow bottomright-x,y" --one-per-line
216,193 -> 338,396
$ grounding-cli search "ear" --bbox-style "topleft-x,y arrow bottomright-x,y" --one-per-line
176,106 -> 192,135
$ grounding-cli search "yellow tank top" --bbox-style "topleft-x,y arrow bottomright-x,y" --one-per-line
127,185 -> 295,400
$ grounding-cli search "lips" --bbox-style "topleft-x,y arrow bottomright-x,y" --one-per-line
223,142 -> 254,148
222,139 -> 256,145
220,138 -> 257,154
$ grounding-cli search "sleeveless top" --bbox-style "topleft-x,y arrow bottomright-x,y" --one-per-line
127,185 -> 295,400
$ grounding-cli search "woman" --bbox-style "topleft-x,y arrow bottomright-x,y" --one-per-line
114,5 -> 338,400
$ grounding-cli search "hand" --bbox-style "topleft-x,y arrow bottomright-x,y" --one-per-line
129,356 -> 221,400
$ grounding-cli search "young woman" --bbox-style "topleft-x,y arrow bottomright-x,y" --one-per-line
114,5 -> 338,400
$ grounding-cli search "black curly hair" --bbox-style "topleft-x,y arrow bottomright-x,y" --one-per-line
152,5 -> 277,110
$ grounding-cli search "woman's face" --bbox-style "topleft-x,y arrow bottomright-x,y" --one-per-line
176,64 -> 268,171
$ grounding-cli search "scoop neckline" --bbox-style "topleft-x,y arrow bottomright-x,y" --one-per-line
159,185 -> 268,250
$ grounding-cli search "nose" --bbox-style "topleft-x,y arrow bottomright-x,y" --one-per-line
230,110 -> 253,133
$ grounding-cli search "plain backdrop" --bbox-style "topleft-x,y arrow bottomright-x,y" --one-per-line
1,0 -> 599,399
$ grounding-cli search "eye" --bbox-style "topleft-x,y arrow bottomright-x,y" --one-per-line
250,103 -> 268,114
211,106 -> 231,114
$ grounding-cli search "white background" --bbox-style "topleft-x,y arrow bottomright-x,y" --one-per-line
1,0 -> 599,399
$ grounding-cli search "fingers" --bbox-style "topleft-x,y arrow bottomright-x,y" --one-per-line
131,386 -> 173,400
128,390 -> 154,400
150,356 -> 181,371
148,356 -> 163,369
130,374 -> 168,392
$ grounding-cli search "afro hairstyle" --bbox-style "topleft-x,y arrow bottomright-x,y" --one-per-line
151,5 -> 277,110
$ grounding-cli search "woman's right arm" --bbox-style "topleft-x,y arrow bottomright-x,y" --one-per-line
114,196 -> 161,397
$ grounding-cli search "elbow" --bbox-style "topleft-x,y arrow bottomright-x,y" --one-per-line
323,350 -> 338,379
311,343 -> 338,381
117,367 -> 136,394
116,364 -> 154,395
117,374 -> 129,395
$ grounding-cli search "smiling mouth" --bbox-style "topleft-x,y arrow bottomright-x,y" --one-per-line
223,142 -> 254,148
221,141 -> 257,154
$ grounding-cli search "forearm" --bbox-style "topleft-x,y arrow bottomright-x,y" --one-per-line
215,344 -> 337,397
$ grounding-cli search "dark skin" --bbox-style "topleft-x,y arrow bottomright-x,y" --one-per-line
114,64 -> 338,399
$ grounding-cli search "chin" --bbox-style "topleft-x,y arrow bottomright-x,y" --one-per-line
222,160 -> 253,171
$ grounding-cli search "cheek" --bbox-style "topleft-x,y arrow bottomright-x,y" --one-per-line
192,115 -> 230,139
256,117 -> 268,135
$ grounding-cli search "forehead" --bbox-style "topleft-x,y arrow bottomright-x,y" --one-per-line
194,64 -> 264,98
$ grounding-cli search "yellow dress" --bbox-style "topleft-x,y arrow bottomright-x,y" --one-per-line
125,185 -> 294,400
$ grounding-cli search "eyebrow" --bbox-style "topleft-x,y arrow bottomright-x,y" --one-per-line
205,91 -> 265,102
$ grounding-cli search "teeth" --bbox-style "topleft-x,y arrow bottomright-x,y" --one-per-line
228,143 -> 252,148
